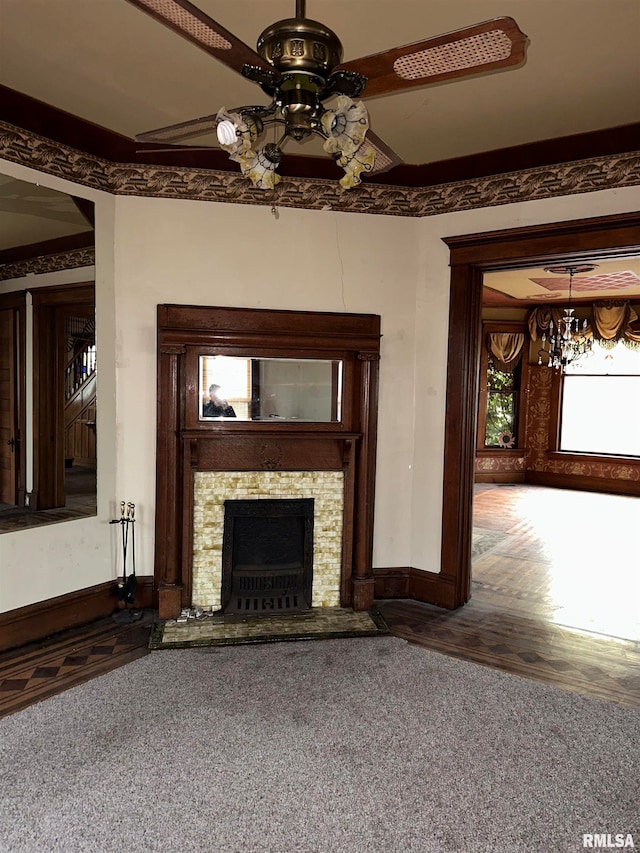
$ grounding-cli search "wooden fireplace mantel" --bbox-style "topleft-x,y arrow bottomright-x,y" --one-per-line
155,304 -> 381,619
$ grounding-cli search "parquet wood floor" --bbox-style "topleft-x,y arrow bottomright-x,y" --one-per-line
0,467 -> 96,533
1,485 -> 637,717
0,612 -> 153,719
380,484 -> 640,709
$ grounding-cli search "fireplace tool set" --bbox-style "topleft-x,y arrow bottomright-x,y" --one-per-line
110,501 -> 141,623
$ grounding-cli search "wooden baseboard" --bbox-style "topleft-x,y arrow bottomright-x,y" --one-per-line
373,567 -> 411,599
373,567 -> 458,610
0,576 -> 154,653
475,472 -> 525,484
526,470 -> 640,497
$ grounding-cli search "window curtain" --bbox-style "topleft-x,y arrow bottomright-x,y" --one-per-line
527,307 -> 565,341
592,301 -> 640,349
486,332 -> 525,372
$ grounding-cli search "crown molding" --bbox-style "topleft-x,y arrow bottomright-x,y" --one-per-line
1,121 -> 639,218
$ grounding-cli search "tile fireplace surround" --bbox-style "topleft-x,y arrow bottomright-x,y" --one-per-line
192,470 -> 344,610
154,304 -> 381,620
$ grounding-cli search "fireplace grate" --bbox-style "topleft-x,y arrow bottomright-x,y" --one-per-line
233,595 -> 301,613
228,566 -> 305,614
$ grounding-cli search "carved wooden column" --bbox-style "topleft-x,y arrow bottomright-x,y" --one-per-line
351,351 -> 380,611
155,340 -> 185,619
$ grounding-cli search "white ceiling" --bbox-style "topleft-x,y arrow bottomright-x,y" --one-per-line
0,176 -> 89,251
485,258 -> 640,306
1,1 -> 638,277
1,0 -> 639,165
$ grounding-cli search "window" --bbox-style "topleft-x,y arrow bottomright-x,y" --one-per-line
484,355 -> 521,447
477,324 -> 527,451
560,342 -> 640,457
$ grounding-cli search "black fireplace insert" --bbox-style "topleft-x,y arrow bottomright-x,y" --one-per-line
221,498 -> 314,614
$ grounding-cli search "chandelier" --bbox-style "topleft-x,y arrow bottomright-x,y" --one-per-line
537,264 -> 597,370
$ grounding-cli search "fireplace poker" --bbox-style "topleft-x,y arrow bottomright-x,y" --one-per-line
109,500 -> 142,623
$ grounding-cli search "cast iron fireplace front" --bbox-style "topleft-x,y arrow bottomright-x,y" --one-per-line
221,498 -> 314,615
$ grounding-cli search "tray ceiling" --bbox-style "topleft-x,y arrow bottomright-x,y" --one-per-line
1,0 -> 639,168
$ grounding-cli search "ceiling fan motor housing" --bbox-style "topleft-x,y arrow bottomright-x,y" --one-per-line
257,18 -> 343,79
256,17 -> 344,139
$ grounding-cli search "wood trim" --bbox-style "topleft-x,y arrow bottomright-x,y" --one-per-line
30,282 -> 95,308
373,567 -> 411,599
155,340 -> 184,618
373,567 -> 458,610
444,213 -> 640,266
440,263 -> 483,606
475,471 -> 525,484
442,212 -> 640,610
0,577 -> 154,653
526,470 -> 640,497
352,352 -> 380,611
0,231 -> 94,267
31,283 -> 95,510
2,85 -> 638,189
0,292 -> 26,505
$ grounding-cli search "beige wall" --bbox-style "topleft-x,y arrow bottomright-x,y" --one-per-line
0,154 -> 638,612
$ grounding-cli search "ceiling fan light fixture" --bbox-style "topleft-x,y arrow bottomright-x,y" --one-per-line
321,96 -> 369,156
335,141 -> 376,188
215,108 -> 263,157
238,146 -> 282,190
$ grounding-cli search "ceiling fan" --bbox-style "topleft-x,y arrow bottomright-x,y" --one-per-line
127,0 -> 528,189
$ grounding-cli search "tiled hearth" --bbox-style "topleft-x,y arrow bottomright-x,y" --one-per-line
192,471 -> 344,610
150,607 -> 388,649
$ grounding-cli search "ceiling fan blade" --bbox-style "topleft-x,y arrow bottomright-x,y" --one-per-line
124,0 -> 272,75
135,113 -> 219,144
336,17 -> 527,99
365,131 -> 403,176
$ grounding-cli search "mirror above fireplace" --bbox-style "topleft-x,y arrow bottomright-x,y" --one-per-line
198,355 -> 343,422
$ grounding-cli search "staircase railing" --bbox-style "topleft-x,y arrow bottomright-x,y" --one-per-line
65,343 -> 96,401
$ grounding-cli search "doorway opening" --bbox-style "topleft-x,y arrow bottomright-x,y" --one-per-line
472,254 -> 640,642
440,211 -> 640,628
0,283 -> 97,533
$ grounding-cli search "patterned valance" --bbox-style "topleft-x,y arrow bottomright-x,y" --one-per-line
528,301 -> 640,351
591,301 -> 640,349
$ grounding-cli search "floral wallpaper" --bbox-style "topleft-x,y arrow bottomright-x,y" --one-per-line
524,365 -> 639,482
476,366 -> 639,484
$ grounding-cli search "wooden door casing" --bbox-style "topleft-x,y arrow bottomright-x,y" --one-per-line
0,308 -> 17,504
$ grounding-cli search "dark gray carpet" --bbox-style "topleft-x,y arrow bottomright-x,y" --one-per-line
1,637 -> 638,853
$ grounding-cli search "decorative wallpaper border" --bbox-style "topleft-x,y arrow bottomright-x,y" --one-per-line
0,247 -> 95,282
1,121 -> 639,217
